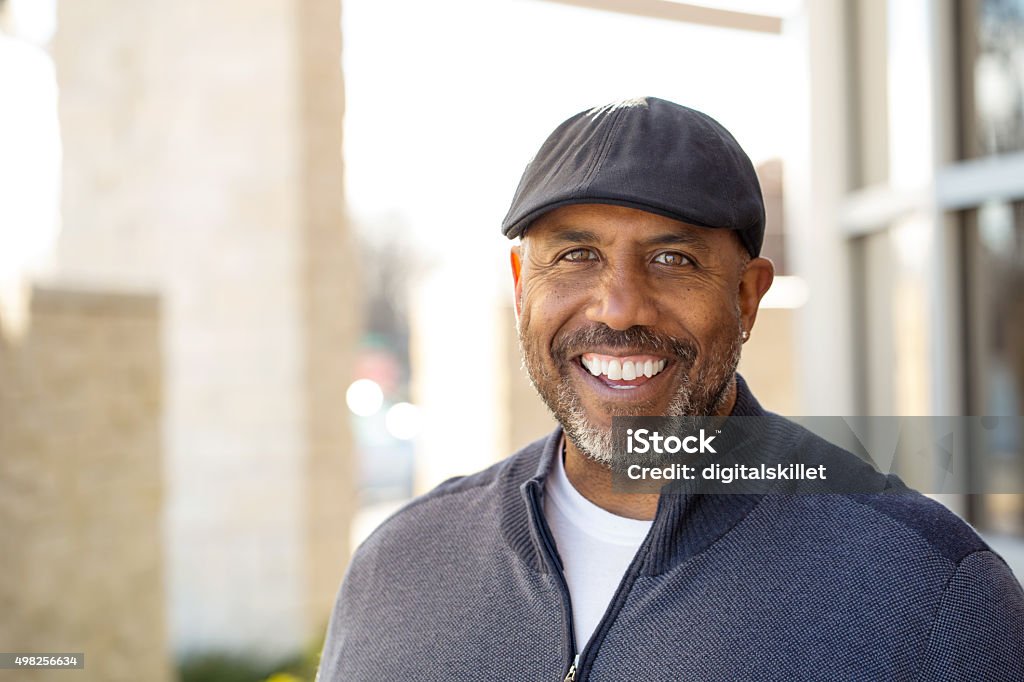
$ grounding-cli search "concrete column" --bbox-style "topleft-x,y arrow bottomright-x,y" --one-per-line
0,288 -> 171,682
52,0 -> 356,657
783,0 -> 857,415
295,0 -> 358,638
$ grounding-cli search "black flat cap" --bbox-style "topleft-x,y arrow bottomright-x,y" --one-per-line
501,97 -> 765,257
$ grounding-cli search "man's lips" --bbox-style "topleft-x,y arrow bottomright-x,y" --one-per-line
573,351 -> 673,393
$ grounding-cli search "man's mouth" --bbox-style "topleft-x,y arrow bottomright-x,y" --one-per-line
577,352 -> 670,390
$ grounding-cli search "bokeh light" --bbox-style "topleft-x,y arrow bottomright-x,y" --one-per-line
346,379 -> 384,417
385,402 -> 421,441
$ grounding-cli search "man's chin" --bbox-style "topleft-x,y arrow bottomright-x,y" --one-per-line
574,392 -> 680,423
564,428 -> 644,475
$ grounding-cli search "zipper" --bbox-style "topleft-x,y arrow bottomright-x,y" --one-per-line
563,654 -> 580,682
523,480 -> 579,682
568,494 -> 668,681
525,475 -> 666,681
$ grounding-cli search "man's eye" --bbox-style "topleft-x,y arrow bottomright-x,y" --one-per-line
653,252 -> 691,266
562,248 -> 598,262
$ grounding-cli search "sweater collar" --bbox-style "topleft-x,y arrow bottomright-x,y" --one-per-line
505,373 -> 768,576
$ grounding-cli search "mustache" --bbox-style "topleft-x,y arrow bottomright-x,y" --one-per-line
552,325 -> 697,365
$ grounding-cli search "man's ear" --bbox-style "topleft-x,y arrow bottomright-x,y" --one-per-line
510,245 -> 523,317
738,257 -> 775,340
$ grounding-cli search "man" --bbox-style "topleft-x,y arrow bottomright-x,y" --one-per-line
318,97 -> 1024,680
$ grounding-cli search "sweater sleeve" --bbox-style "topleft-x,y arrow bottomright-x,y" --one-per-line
915,550 -> 1024,681
315,540 -> 386,682
315,557 -> 359,682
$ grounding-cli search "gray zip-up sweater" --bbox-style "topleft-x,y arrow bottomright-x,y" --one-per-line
318,378 -> 1024,681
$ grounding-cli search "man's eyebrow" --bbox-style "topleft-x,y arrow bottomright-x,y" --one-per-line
532,226 -> 714,251
537,228 -> 601,245
639,231 -> 712,251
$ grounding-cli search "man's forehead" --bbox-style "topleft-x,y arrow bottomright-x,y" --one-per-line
524,204 -> 728,251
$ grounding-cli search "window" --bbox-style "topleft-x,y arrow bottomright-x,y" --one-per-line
962,201 -> 1024,534
959,0 -> 1024,158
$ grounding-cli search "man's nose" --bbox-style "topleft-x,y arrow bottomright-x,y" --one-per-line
585,265 -> 658,330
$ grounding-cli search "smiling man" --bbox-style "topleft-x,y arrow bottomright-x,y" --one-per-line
510,202 -> 770,522
317,97 -> 1024,681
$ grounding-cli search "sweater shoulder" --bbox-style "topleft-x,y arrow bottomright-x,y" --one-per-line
842,488 -> 990,564
765,414 -> 990,564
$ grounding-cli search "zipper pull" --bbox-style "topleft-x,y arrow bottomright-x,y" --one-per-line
563,654 -> 580,682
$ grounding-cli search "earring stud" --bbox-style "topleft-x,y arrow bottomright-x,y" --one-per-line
741,330 -> 749,341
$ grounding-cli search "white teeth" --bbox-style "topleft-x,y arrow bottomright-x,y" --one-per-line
581,355 -> 669,381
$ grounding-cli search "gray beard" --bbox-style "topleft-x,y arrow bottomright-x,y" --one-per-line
518,317 -> 742,474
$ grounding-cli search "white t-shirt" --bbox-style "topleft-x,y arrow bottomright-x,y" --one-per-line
543,444 -> 653,652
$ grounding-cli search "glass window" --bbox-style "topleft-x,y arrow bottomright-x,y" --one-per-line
850,217 -> 932,417
960,0 -> 1024,158
962,201 -> 1024,534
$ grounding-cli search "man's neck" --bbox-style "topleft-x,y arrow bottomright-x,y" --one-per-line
562,376 -> 738,520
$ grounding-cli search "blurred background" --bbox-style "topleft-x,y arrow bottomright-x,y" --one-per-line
0,0 -> 1022,679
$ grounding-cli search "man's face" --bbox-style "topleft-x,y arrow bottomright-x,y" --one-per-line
512,204 -> 770,471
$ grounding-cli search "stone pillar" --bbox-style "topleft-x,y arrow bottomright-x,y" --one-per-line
51,0 -> 356,657
296,0 -> 358,638
784,0 -> 857,415
0,288 -> 171,682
